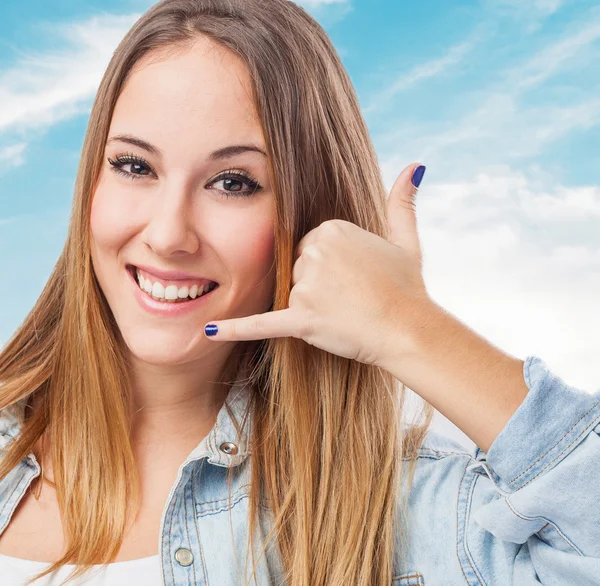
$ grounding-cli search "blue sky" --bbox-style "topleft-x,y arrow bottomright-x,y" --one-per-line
1,0 -> 599,446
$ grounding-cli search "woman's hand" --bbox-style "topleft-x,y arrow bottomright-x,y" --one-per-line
203,162 -> 435,370
204,162 -> 530,451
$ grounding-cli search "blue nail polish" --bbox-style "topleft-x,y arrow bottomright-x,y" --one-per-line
411,165 -> 426,188
205,324 -> 218,336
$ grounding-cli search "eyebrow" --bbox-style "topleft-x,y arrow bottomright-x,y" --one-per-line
107,134 -> 267,161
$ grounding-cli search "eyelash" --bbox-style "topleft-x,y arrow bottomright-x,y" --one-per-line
106,152 -> 263,198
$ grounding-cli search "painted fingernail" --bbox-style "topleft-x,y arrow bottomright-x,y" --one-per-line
411,165 -> 426,188
205,324 -> 218,336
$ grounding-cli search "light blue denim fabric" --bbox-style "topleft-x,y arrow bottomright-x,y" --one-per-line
0,354 -> 599,586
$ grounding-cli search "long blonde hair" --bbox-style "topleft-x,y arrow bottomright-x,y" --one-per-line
0,1 -> 434,584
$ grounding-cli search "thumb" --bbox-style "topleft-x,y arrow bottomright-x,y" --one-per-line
386,162 -> 426,257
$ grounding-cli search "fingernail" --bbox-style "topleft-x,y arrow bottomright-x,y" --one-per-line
205,324 -> 218,336
411,165 -> 426,188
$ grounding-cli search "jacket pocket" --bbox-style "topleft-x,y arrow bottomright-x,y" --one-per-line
391,572 -> 424,585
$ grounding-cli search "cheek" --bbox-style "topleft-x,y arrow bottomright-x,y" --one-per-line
247,225 -> 275,268
90,183 -> 135,253
222,208 -> 275,283
245,217 -> 274,267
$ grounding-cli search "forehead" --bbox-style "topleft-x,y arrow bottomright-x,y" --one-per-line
109,37 -> 264,153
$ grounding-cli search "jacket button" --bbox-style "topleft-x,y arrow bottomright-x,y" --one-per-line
174,548 -> 194,566
220,442 -> 239,455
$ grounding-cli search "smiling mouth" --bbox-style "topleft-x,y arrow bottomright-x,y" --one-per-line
127,265 -> 219,303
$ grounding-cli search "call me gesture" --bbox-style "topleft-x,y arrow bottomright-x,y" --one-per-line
203,162 -> 530,454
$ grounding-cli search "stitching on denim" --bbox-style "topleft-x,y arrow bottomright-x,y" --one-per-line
192,468 -> 209,586
166,478 -> 179,585
422,448 -> 471,457
456,460 -> 483,586
206,405 -> 224,463
463,471 -> 488,585
166,487 -> 175,585
160,500 -> 167,586
402,451 -> 471,464
197,534 -> 209,585
196,500 -> 210,586
208,390 -> 251,467
538,521 -> 583,555
196,482 -> 251,508
391,572 -> 424,584
509,359 -> 600,485
228,389 -> 243,414
208,424 -> 218,464
161,496 -> 169,586
183,481 -> 198,584
197,491 -> 249,518
510,408 -> 600,489
504,496 -> 583,555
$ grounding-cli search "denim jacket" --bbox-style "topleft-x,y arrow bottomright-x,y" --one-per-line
0,354 -> 599,586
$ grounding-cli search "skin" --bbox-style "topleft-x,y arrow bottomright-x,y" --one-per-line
90,35 -> 276,458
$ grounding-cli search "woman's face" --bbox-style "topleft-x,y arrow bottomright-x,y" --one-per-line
90,37 -> 276,367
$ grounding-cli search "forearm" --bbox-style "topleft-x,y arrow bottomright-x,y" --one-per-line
379,302 -> 529,453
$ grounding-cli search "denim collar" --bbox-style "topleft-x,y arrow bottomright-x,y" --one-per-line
0,377 -> 254,470
183,378 -> 254,469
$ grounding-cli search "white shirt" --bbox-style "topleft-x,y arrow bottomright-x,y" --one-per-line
0,552 -> 162,585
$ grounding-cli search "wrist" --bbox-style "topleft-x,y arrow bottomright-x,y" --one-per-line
376,296 -> 448,375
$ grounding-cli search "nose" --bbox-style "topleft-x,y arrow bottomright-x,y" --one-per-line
141,184 -> 200,257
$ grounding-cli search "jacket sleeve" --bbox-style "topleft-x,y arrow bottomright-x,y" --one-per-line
458,355 -> 600,586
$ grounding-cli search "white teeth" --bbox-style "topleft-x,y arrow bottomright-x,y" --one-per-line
164,285 -> 179,300
134,268 -> 211,302
151,282 -> 165,299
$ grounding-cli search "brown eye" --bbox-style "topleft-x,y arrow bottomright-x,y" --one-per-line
208,170 -> 263,198
107,155 -> 153,180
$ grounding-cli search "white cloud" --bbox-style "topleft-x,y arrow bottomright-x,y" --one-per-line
535,0 -> 564,14
551,244 -> 600,266
491,0 -> 564,17
0,14 -> 140,135
363,35 -> 480,114
523,184 -> 600,220
486,0 -> 564,32
410,94 -> 600,169
0,143 -> 27,171
512,18 -> 600,91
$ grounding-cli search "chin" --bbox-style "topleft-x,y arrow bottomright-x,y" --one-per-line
121,330 -> 204,367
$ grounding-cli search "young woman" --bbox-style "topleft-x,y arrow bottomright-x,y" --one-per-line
0,1 -> 598,585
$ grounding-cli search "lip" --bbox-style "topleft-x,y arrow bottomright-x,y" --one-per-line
126,265 -> 219,318
127,263 -> 218,284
